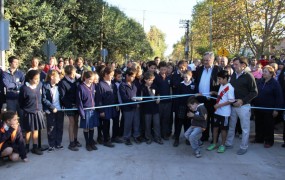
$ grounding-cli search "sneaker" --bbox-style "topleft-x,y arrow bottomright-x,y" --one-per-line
125,139 -> 132,146
55,145 -> 64,150
111,137 -> 123,144
134,137 -> 141,144
68,143 -> 79,151
90,144 -> 98,150
103,141 -> 115,148
173,139 -> 179,147
75,140 -> 82,147
195,151 -> 202,158
236,148 -> 247,155
146,139 -> 152,144
207,144 -> 217,151
217,145 -> 225,153
48,147 -> 55,153
86,144 -> 93,151
31,148 -> 43,155
154,138 -> 164,145
185,139 -> 190,145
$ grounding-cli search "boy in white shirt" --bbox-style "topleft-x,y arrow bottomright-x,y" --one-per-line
207,70 -> 235,153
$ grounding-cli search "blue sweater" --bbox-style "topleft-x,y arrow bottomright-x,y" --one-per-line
252,78 -> 283,111
2,69 -> 25,100
76,83 -> 97,120
42,82 -> 59,113
119,81 -> 137,111
19,83 -> 43,113
58,77 -> 80,108
97,80 -> 117,119
154,74 -> 171,103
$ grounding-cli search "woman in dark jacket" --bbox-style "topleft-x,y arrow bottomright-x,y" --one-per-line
253,65 -> 283,148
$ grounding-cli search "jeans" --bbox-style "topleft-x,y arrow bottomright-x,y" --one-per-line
226,104 -> 251,150
185,126 -> 203,152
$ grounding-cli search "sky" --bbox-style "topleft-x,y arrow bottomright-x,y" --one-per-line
104,0 -> 198,56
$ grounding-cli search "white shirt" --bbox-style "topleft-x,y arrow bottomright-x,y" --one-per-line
188,63 -> 196,71
198,66 -> 213,95
215,83 -> 235,117
50,85 -> 61,110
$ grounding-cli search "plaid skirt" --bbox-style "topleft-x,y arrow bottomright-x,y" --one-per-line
23,111 -> 46,131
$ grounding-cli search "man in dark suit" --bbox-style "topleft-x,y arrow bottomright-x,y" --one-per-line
195,52 -> 221,142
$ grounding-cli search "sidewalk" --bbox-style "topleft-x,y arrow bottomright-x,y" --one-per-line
1,119 -> 285,180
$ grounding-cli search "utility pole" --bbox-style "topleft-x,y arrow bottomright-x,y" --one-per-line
179,20 -> 190,61
209,5 -> 213,51
0,0 -> 5,70
100,4 -> 105,61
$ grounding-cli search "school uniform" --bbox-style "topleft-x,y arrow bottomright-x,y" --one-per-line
119,81 -> 140,140
141,84 -> 161,141
174,80 -> 196,141
76,83 -> 98,129
19,82 -> 45,131
111,80 -> 123,139
154,73 -> 172,138
42,82 -> 65,148
58,76 -> 80,116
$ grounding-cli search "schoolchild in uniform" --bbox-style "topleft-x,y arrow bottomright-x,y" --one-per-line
19,70 -> 45,155
42,70 -> 65,152
97,67 -> 117,147
76,71 -> 98,151
154,61 -> 172,140
119,68 -> 141,146
141,72 -> 163,144
111,69 -> 124,142
173,70 -> 197,147
207,70 -> 235,153
58,65 -> 81,151
0,111 -> 27,162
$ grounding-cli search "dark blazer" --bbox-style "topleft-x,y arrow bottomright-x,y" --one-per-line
195,65 -> 221,93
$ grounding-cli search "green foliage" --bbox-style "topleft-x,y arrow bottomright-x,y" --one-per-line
147,26 -> 167,59
4,0 -> 153,67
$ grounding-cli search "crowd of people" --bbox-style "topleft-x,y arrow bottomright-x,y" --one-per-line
0,52 -> 285,162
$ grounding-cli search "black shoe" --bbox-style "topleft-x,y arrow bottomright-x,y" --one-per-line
26,147 -> 30,154
103,141 -> 115,148
251,139 -> 263,144
90,139 -> 97,145
125,139 -> 132,146
31,148 -> 43,155
146,139 -> 152,144
139,137 -> 147,142
200,137 -> 209,142
90,144 -> 98,150
154,138 -> 164,145
162,136 -> 169,141
48,147 -> 55,153
281,143 -> 285,148
111,137 -> 124,144
134,137 -> 141,144
86,144 -> 93,151
185,139 -> 190,145
75,140 -> 82,147
173,139 -> 179,147
68,143 -> 79,151
55,145 -> 64,150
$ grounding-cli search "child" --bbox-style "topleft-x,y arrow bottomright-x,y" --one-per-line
119,68 -> 141,145
97,67 -> 116,148
184,96 -> 207,158
207,70 -> 235,153
141,72 -> 163,144
19,70 -> 45,155
154,61 -> 172,140
174,70 -> 196,147
112,68 -> 124,142
42,70 -> 65,152
58,65 -> 81,151
76,71 -> 98,151
0,111 -> 27,162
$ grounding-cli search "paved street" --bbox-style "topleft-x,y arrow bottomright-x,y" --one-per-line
1,119 -> 285,180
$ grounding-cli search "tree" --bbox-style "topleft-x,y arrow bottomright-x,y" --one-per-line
147,26 -> 167,59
